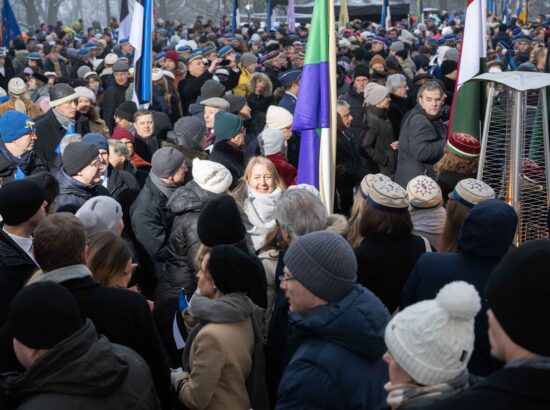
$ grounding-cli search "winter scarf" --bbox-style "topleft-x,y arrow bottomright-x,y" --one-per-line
149,171 -> 178,199
36,264 -> 92,284
183,292 -> 269,410
52,108 -> 75,131
0,140 -> 32,169
243,186 -> 282,250
410,206 -> 447,234
385,370 -> 469,409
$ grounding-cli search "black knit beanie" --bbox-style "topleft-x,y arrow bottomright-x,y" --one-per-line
62,142 -> 99,176
486,240 -> 550,356
114,101 -> 138,122
8,282 -> 82,349
208,244 -> 260,294
353,63 -> 370,80
197,195 -> 246,246
0,180 -> 44,226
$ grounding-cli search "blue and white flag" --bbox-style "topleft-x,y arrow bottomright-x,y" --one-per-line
130,0 -> 154,107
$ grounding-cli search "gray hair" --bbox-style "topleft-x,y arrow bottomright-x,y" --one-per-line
59,134 -> 82,155
386,74 -> 407,93
275,189 -> 327,240
417,80 -> 445,99
336,99 -> 350,115
108,139 -> 130,159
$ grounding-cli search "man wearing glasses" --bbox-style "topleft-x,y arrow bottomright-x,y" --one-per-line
54,141 -> 110,213
0,111 -> 47,186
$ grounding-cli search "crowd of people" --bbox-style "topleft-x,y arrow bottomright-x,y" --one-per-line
0,8 -> 549,410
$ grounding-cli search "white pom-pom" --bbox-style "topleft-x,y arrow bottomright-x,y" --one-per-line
435,281 -> 481,320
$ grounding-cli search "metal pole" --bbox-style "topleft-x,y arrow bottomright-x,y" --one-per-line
509,90 -> 523,244
477,81 -> 495,180
541,88 -> 550,205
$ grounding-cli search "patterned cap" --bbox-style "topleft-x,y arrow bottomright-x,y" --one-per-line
406,176 -> 442,209
186,50 -> 204,64
449,178 -> 495,208
217,45 -> 234,58
359,173 -> 391,200
447,132 -> 481,158
367,180 -> 409,213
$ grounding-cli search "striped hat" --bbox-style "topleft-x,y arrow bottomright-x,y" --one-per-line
447,132 -> 481,158
186,50 -> 203,64
449,178 -> 495,208
367,180 -> 409,214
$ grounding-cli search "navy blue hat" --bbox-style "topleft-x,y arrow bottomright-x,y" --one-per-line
515,34 -> 532,43
511,27 -> 522,37
84,41 -> 96,48
82,133 -> 109,151
186,50 -> 203,64
497,39 -> 511,50
279,69 -> 302,86
0,111 -> 35,143
154,51 -> 165,62
201,45 -> 215,54
119,37 -> 129,45
77,48 -> 90,57
28,52 -> 42,60
177,45 -> 191,52
217,45 -> 233,58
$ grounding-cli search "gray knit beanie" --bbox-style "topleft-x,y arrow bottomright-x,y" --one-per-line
363,82 -> 389,106
75,196 -> 123,236
151,147 -> 186,178
167,116 -> 206,148
258,128 -> 285,156
283,231 -> 357,303
200,79 -> 226,99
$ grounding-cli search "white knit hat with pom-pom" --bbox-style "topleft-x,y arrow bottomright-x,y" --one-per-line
385,281 -> 481,385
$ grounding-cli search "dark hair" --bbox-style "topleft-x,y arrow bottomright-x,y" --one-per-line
33,213 -> 87,272
359,202 -> 413,238
87,231 -> 132,287
440,200 -> 470,252
26,172 -> 60,214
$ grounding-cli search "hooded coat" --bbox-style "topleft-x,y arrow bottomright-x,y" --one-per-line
275,285 -> 390,410
401,200 -> 518,377
0,320 -> 160,410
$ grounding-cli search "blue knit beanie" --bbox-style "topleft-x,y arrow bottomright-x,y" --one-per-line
0,111 -> 35,143
82,133 -> 109,151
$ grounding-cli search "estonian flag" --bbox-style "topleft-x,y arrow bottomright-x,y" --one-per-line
118,0 -> 132,44
2,0 -> 20,47
130,0 -> 154,107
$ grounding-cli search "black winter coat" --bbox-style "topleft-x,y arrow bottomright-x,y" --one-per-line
178,71 -> 212,115
247,93 -> 274,134
34,109 -> 68,168
0,230 -> 38,327
70,59 -> 93,79
102,83 -> 129,133
0,61 -> 15,93
362,106 -> 397,179
106,165 -> 140,234
134,133 -> 161,164
43,59 -> 70,79
395,105 -> 447,187
355,232 -> 427,313
388,94 -> 412,140
436,170 -> 477,202
401,199 -> 518,377
0,149 -> 48,187
0,320 -> 160,410
335,129 -> 367,215
54,167 -> 111,213
210,140 -> 245,190
339,86 -> 366,142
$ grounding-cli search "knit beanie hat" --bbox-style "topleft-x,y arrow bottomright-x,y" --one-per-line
165,50 -> 179,65
0,111 -> 35,143
258,128 -> 285,156
200,80 -> 226,99
266,105 -> 293,130
406,175 -> 442,209
8,77 -> 27,96
448,178 -> 495,208
82,133 -> 108,151
441,59 -> 458,77
385,281 -> 481,385
192,158 -> 232,194
283,231 -> 357,303
0,179 -> 44,226
111,126 -> 135,143
115,101 -> 138,122
168,116 -> 206,146
49,83 -> 78,108
240,52 -> 258,68
75,196 -> 123,236
77,65 -> 92,79
367,180 -> 409,213
62,142 -> 99,176
151,147 -> 186,178
447,132 -> 481,158
363,82 -> 389,106
389,41 -> 405,52
486,240 -> 550,356
353,64 -> 370,79
197,195 -> 246,246
208,245 -> 260,294
358,173 -> 391,199
214,112 -> 242,140
74,86 -> 96,104
8,281 -> 82,349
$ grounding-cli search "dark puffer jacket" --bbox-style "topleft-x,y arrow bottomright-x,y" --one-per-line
55,167 -> 110,213
401,199 -> 518,377
276,285 -> 390,410
0,149 -> 48,187
362,106 -> 397,179
0,320 -> 160,410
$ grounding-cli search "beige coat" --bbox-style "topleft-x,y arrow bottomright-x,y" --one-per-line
0,98 -> 43,119
178,319 -> 254,410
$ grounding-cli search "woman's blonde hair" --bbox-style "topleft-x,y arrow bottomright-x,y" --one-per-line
87,231 -> 132,287
347,191 -> 368,248
434,146 -> 478,176
231,156 -> 286,205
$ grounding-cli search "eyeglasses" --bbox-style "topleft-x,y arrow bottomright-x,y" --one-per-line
279,274 -> 296,283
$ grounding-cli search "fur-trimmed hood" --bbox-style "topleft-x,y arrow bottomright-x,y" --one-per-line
248,72 -> 273,98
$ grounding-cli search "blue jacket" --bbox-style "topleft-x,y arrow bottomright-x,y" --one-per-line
401,199 -> 518,377
276,285 -> 390,410
278,92 -> 297,115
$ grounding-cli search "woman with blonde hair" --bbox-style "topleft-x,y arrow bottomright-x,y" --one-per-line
87,231 -> 135,289
232,156 -> 286,251
0,78 -> 42,118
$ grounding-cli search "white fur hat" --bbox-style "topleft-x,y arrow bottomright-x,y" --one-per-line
192,158 -> 232,194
